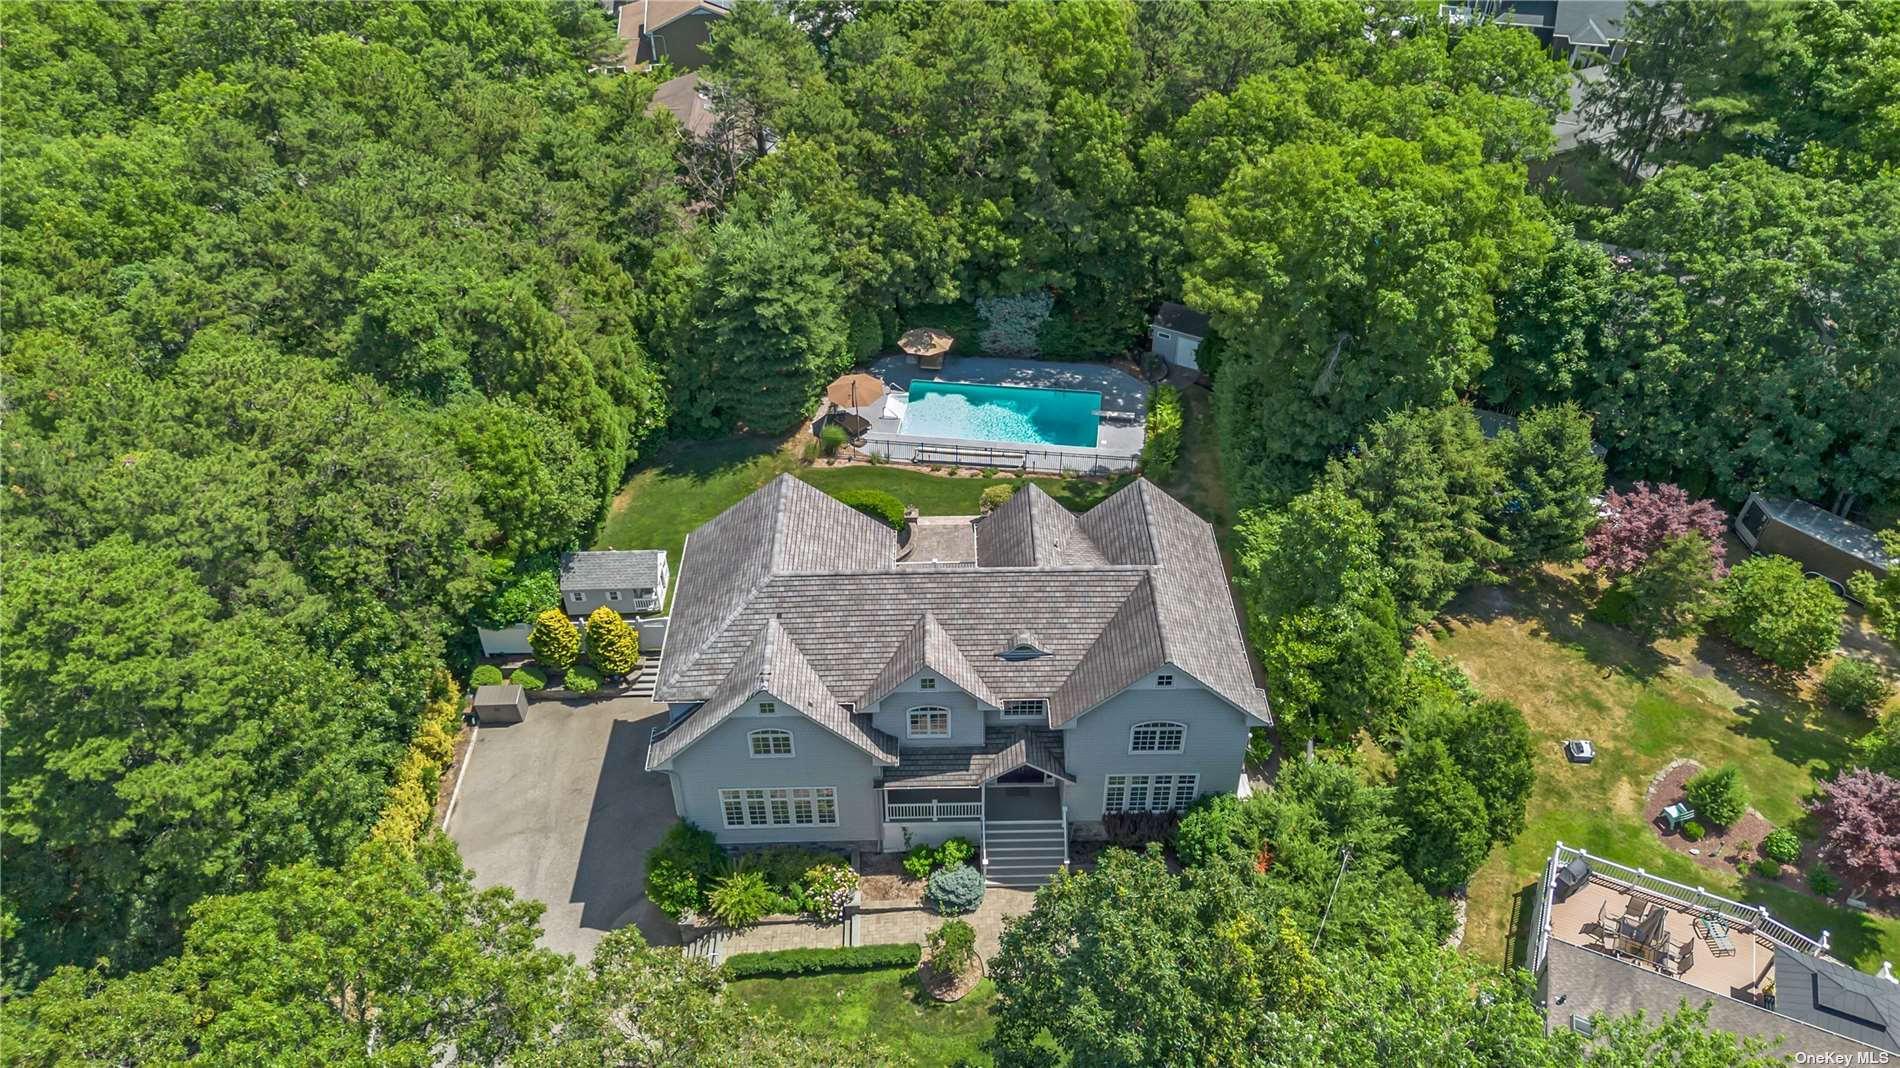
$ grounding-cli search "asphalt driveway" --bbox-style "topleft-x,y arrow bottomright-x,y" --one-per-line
447,693 -> 678,959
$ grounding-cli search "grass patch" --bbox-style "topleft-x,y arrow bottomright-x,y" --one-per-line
1427,572 -> 1900,971
730,966 -> 997,1067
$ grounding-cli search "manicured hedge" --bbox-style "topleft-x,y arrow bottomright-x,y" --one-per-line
832,489 -> 905,530
721,942 -> 921,979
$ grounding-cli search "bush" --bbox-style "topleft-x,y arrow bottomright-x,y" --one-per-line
707,870 -> 777,928
1760,828 -> 1801,865
644,822 -> 726,918
1617,533 -> 1720,640
974,291 -> 1054,357
1751,858 -> 1782,879
902,301 -> 985,351
980,483 -> 1018,514
926,864 -> 985,915
736,845 -> 843,890
645,858 -> 703,919
510,664 -> 547,690
1823,658 -> 1895,716
470,664 -> 505,688
937,837 -> 975,869
1716,555 -> 1844,671
903,846 -> 937,881
1684,765 -> 1748,827
1142,384 -> 1183,481
847,307 -> 883,361
926,919 -> 978,976
1681,821 -> 1706,841
583,605 -> 640,676
832,489 -> 905,530
818,423 -> 848,456
528,607 -> 580,672
1174,793 -> 1247,869
469,555 -> 562,629
1807,866 -> 1842,896
800,863 -> 859,922
565,664 -> 604,694
722,943 -> 921,979
1102,810 -> 1181,847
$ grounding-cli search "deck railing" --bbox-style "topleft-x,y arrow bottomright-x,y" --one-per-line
884,800 -> 983,822
1530,842 -> 1829,973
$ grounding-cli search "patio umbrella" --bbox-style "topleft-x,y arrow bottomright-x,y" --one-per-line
825,372 -> 886,410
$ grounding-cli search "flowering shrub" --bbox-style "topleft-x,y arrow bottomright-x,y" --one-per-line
801,863 -> 859,922
1584,482 -> 1727,579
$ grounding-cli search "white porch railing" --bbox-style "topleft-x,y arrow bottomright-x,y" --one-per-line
1531,843 -> 1829,974
885,800 -> 983,822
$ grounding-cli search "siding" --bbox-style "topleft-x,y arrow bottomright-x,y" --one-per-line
870,679 -> 983,748
1058,671 -> 1249,823
668,698 -> 881,845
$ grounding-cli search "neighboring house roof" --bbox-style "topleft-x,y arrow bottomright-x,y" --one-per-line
617,0 -> 731,67
646,616 -> 899,769
1759,496 -> 1896,568
650,475 -> 1268,765
1775,949 -> 1900,1053
1553,0 -> 1628,47
559,549 -> 666,591
648,72 -> 718,139
881,726 -> 1073,788
1153,302 -> 1211,339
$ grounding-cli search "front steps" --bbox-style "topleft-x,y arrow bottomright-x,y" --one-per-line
983,819 -> 1067,888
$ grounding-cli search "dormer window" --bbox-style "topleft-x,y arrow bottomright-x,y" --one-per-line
919,677 -> 936,690
1003,699 -> 1047,720
999,632 -> 1048,661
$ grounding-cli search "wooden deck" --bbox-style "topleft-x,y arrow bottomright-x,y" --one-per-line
1548,878 -> 1777,1004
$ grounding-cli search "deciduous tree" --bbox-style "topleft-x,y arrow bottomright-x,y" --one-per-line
1584,483 -> 1726,579
1810,769 -> 1900,901
1716,555 -> 1844,672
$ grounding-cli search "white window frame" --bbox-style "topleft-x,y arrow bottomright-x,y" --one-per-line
1002,699 -> 1047,720
718,786 -> 837,828
1102,773 -> 1199,815
1129,721 -> 1186,754
608,590 -> 622,602
1155,673 -> 1174,687
918,676 -> 937,690
907,706 -> 951,738
757,701 -> 777,715
748,728 -> 794,758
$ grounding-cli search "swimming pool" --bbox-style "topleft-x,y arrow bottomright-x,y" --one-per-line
899,380 -> 1101,449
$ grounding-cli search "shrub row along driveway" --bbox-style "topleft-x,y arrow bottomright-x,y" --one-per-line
448,693 -> 678,959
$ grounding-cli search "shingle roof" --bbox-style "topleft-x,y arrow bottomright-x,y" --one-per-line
859,611 -> 1000,709
1154,302 -> 1211,338
472,684 -> 524,707
559,550 -> 665,591
976,483 -> 1108,568
880,727 -> 1072,788
1775,949 -> 1900,1053
652,476 -> 1268,764
646,617 -> 898,769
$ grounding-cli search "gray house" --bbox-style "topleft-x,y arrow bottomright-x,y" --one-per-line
560,549 -> 668,618
645,475 -> 1270,886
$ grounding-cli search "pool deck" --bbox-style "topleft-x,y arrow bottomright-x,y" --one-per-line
852,355 -> 1149,473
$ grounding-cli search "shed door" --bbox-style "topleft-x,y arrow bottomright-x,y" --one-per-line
1737,499 -> 1768,546
1174,336 -> 1201,371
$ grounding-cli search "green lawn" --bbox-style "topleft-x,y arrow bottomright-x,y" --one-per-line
1425,571 -> 1900,972
730,967 -> 998,1067
593,434 -> 1134,592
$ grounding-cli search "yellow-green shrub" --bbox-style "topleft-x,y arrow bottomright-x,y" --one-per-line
371,669 -> 462,848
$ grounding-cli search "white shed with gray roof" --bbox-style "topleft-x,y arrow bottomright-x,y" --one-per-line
559,549 -> 668,617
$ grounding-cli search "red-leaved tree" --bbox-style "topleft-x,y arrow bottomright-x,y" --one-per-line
1584,482 -> 1728,578
1810,768 -> 1900,901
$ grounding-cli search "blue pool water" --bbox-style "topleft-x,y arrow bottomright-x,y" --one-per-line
900,380 -> 1101,448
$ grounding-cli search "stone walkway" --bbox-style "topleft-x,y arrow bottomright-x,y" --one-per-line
708,886 -> 1040,961
859,886 -> 1037,960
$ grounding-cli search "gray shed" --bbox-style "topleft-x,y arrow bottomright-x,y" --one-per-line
1734,494 -> 1893,601
1150,302 -> 1210,370
472,684 -> 527,726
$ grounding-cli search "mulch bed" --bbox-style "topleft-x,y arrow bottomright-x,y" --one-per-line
433,723 -> 475,825
1644,761 -> 1774,878
858,851 -> 926,906
918,958 -> 984,1002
